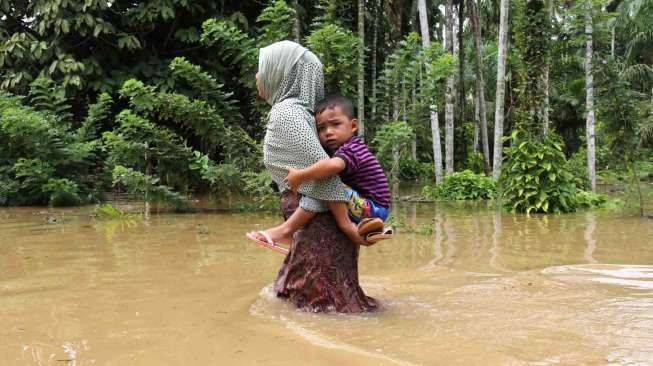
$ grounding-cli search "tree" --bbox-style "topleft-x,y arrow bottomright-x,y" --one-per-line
467,0 -> 492,175
540,0 -> 552,135
501,0 -> 580,214
358,0 -> 366,139
492,0 -> 510,181
457,0 -> 466,131
370,0 -> 380,122
596,57 -> 650,215
585,0 -> 597,191
418,0 -> 444,185
444,0 -> 456,175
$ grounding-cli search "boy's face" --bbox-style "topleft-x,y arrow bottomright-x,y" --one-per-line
316,106 -> 358,151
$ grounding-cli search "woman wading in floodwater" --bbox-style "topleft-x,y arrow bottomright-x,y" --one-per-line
250,40 -> 379,313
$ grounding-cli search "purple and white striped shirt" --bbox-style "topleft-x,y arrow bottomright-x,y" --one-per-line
334,136 -> 391,208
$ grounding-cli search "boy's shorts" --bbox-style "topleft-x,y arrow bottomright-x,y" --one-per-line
345,187 -> 389,223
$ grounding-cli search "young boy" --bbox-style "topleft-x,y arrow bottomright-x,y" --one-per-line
283,95 -> 393,243
248,94 -> 391,252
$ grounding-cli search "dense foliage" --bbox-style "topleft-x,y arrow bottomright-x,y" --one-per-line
501,130 -> 578,214
0,0 -> 651,213
422,170 -> 496,201
0,92 -> 97,206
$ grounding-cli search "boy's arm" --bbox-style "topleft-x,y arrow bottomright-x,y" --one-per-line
284,157 -> 346,193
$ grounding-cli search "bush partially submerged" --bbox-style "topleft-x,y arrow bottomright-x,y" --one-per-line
575,191 -> 622,209
42,178 -> 82,207
0,92 -> 96,206
423,170 -> 496,200
501,130 -> 578,214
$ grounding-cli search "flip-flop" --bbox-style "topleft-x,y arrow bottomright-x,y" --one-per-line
246,231 -> 289,255
364,227 -> 394,245
357,217 -> 384,236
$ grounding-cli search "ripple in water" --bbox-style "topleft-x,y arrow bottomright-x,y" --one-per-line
249,283 -> 420,366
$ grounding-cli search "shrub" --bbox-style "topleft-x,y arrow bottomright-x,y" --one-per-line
575,191 -> 622,209
0,92 -> 96,206
306,23 -> 361,97
501,130 -> 578,213
465,151 -> 485,174
422,170 -> 496,200
399,157 -> 434,181
42,178 -> 82,207
566,148 -> 590,190
239,170 -> 278,211
111,166 -> 194,211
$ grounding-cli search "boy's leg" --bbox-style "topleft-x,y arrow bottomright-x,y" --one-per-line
327,201 -> 368,246
251,207 -> 315,246
345,187 -> 390,222
344,187 -> 369,223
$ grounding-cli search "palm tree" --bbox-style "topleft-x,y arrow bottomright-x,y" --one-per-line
467,0 -> 492,175
492,0 -> 509,181
445,0 -> 456,174
585,0 -> 597,191
418,0 -> 444,185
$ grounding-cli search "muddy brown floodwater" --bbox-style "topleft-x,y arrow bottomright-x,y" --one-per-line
1,202 -> 652,365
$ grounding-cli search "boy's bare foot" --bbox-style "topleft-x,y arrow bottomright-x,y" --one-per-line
246,231 -> 289,255
249,225 -> 293,246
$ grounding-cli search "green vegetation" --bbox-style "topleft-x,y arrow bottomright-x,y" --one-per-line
422,170 -> 496,201
500,130 -> 578,213
1,0 -> 651,215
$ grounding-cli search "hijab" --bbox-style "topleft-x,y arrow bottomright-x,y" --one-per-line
258,40 -> 324,110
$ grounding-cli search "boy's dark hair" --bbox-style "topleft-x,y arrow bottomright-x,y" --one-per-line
314,95 -> 355,119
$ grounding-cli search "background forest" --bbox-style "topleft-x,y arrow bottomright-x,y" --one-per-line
1,0 -> 651,214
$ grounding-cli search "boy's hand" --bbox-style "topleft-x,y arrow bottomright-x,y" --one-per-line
284,167 -> 304,193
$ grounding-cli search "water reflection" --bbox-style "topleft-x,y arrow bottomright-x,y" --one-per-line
584,213 -> 598,264
490,211 -> 508,272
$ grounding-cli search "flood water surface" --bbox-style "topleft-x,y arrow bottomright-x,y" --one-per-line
1,204 -> 652,365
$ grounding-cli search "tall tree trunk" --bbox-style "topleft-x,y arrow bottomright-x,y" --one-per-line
371,0 -> 378,122
418,0 -> 444,185
492,0 -> 509,181
542,0 -> 552,135
392,145 -> 400,197
410,0 -> 419,33
473,95 -> 480,153
458,0 -> 465,128
445,0 -> 456,175
412,84 -> 417,159
292,0 -> 301,42
358,0 -> 365,140
585,1 -> 596,191
393,93 -> 400,121
611,26 -> 615,57
468,0 -> 491,175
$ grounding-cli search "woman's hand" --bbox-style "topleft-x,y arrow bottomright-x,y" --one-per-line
284,167 -> 304,193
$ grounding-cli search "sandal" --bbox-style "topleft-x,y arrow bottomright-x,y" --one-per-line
357,217 -> 384,236
364,227 -> 394,245
245,231 -> 289,255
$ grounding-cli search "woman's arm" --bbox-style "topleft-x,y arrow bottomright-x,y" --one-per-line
284,157 -> 346,193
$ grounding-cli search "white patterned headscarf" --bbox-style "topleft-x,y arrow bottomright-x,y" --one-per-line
259,41 -> 346,211
258,40 -> 324,110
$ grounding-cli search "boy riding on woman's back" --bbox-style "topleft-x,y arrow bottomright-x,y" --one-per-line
246,41 -> 392,252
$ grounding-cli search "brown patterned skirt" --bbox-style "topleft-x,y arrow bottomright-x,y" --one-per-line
274,192 -> 380,313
